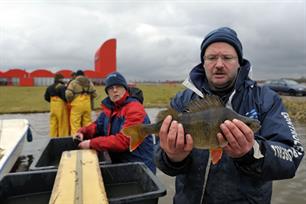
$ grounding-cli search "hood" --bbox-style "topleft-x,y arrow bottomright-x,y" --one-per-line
76,76 -> 90,88
187,59 -> 253,94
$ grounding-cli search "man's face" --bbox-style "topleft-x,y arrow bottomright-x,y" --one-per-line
107,85 -> 126,102
203,42 -> 240,88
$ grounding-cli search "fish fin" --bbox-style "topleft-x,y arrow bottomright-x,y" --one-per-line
122,124 -> 148,152
210,148 -> 223,165
185,95 -> 224,113
156,107 -> 179,122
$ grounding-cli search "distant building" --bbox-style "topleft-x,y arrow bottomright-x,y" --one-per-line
0,39 -> 117,86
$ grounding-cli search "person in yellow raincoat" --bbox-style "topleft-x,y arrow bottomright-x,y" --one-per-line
65,70 -> 97,135
44,73 -> 69,137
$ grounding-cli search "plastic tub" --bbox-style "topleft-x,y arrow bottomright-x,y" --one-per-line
29,137 -> 111,171
0,162 -> 166,204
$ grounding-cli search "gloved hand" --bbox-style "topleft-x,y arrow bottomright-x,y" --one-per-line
73,132 -> 84,148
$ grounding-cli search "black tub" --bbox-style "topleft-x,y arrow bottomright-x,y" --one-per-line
0,162 -> 166,204
29,137 -> 111,171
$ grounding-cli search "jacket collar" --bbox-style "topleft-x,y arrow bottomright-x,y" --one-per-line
102,91 -> 129,110
183,59 -> 252,97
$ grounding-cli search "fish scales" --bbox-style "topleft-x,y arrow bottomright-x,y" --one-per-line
184,107 -> 259,149
179,108 -> 226,149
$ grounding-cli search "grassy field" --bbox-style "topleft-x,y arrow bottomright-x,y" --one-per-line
0,84 -> 305,123
0,84 -> 184,113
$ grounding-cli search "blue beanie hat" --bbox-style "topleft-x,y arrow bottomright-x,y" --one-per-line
200,27 -> 243,64
104,72 -> 128,93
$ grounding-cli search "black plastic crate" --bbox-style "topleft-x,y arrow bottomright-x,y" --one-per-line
0,162 -> 166,204
102,162 -> 166,204
29,137 -> 111,171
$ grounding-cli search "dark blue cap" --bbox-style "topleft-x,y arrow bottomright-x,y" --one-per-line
200,27 -> 243,64
105,72 -> 128,93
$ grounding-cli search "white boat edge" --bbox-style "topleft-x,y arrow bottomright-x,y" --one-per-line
0,119 -> 30,181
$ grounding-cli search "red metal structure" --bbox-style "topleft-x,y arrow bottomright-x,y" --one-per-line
2,68 -> 31,86
0,71 -> 6,85
29,69 -> 54,86
95,38 -> 117,76
30,69 -> 54,78
0,39 -> 117,86
56,70 -> 74,78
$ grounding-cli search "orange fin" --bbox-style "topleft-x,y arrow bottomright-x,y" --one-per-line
130,139 -> 143,152
210,148 -> 223,165
122,124 -> 147,152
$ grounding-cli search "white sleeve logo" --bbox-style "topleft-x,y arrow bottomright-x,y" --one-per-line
270,112 -> 304,161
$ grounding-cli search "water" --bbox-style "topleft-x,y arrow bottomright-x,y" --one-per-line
0,109 -> 305,204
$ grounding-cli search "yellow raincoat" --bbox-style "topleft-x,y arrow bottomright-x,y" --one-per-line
49,96 -> 69,137
65,75 -> 97,135
44,80 -> 69,137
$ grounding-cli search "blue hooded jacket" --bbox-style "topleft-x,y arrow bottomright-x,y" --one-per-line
155,59 -> 304,203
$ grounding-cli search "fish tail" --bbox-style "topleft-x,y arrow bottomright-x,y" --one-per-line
210,148 -> 223,165
122,124 -> 150,152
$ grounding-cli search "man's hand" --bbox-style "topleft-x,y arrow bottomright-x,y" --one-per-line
217,119 -> 255,158
159,115 -> 193,162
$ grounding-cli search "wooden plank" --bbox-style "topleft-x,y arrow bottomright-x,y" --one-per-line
49,149 -> 108,204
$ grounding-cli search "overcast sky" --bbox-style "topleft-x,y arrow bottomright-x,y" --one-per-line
0,0 -> 305,81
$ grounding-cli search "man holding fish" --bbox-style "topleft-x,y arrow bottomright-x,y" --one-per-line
124,27 -> 304,203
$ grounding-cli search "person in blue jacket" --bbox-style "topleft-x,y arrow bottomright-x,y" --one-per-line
155,27 -> 304,204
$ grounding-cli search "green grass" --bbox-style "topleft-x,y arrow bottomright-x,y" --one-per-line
0,85 -> 305,123
0,86 -> 49,113
0,84 -> 184,113
137,84 -> 184,107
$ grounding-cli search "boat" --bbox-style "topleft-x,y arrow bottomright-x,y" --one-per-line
0,119 -> 30,181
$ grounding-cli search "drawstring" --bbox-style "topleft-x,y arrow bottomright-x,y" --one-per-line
200,153 -> 211,204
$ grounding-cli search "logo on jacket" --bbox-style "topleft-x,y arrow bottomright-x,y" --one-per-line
245,109 -> 258,119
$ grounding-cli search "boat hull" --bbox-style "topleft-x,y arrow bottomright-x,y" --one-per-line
0,119 -> 29,181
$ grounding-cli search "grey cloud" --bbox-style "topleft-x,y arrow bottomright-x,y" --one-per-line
0,1 -> 305,81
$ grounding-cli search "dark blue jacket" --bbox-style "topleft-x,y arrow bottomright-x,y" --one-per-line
155,59 -> 304,203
